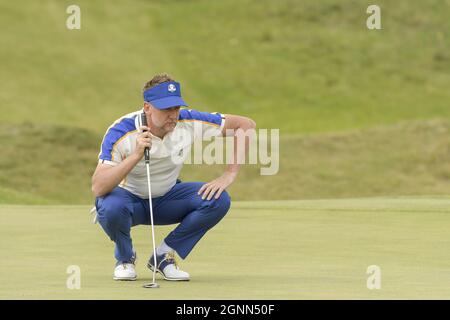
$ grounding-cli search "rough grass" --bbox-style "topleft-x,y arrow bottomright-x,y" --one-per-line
0,1 -> 449,203
1,119 -> 449,204
0,123 -> 98,204
184,118 -> 450,200
1,199 -> 449,299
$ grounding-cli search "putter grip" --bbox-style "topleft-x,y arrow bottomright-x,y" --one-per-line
140,112 -> 150,163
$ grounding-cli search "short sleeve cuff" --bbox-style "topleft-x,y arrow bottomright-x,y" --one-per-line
98,159 -> 118,166
218,114 -> 226,133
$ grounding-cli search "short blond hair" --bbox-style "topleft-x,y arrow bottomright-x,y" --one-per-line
142,73 -> 175,92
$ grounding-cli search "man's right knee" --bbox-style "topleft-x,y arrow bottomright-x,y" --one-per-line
97,196 -> 130,227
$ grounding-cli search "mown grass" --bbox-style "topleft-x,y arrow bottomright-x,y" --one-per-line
1,198 -> 449,299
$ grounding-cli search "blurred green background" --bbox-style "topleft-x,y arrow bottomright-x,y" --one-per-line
0,0 -> 449,204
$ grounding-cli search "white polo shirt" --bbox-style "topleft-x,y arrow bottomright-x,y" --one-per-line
98,108 -> 225,198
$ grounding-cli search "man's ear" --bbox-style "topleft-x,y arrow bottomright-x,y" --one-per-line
143,102 -> 151,113
143,103 -> 153,128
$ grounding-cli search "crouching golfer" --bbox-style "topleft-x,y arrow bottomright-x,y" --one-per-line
91,73 -> 256,281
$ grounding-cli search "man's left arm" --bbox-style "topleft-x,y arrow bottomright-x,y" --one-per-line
198,114 -> 256,200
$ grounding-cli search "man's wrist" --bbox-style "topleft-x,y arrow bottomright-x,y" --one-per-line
129,152 -> 144,163
224,169 -> 239,178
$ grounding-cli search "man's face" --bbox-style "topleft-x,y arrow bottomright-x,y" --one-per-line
144,103 -> 180,133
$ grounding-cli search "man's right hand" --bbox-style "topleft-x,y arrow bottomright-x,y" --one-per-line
135,126 -> 152,157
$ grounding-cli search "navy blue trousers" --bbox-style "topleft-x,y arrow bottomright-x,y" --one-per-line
95,181 -> 231,262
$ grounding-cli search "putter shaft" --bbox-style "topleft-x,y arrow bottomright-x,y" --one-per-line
145,161 -> 159,288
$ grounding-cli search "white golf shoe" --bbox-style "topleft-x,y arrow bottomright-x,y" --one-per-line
113,263 -> 137,281
147,251 -> 190,281
113,251 -> 137,281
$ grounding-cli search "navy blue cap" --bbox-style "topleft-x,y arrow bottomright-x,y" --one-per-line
143,81 -> 187,109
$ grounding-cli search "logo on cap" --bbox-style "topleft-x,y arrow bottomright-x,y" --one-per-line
168,84 -> 177,93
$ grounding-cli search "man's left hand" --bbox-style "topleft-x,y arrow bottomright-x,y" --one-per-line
198,171 -> 238,200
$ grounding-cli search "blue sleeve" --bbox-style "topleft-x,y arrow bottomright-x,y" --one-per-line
99,117 -> 136,162
178,109 -> 223,127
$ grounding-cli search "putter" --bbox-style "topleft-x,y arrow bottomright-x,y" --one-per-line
140,112 -> 160,289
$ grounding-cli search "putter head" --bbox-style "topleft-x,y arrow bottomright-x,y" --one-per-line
143,282 -> 160,289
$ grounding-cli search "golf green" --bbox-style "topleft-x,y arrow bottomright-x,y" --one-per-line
1,198 -> 449,299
